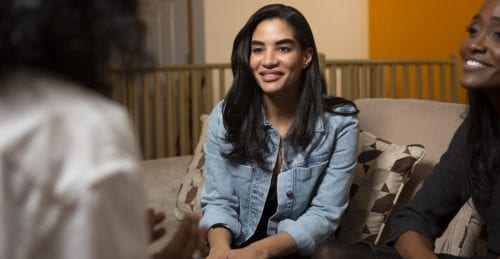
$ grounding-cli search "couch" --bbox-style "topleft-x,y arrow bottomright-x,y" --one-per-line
141,98 -> 486,257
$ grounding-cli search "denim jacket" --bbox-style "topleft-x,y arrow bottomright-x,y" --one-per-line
200,101 -> 359,255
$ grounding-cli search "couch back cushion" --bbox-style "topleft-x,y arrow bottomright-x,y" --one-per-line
354,98 -> 465,202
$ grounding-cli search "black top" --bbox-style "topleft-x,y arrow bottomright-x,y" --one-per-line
386,121 -> 500,255
241,172 -> 278,246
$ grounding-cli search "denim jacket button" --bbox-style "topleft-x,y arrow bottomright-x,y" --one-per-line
286,191 -> 294,199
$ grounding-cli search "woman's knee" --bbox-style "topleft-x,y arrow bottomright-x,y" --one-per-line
312,241 -> 376,259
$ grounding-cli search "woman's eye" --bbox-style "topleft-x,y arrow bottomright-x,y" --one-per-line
493,32 -> 500,40
251,47 -> 264,54
466,25 -> 479,37
277,46 -> 291,53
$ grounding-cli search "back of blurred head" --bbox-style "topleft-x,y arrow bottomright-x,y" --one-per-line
0,0 -> 146,94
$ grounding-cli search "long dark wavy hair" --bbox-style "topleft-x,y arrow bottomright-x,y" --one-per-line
0,0 -> 147,94
463,90 -> 500,207
222,4 -> 357,166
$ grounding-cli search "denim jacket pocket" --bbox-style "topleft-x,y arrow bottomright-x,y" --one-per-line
295,154 -> 329,180
228,164 -> 254,207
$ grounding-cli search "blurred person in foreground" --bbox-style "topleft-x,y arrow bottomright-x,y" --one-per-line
0,0 -> 204,258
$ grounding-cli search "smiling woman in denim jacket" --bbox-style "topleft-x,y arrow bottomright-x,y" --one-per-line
199,4 -> 359,259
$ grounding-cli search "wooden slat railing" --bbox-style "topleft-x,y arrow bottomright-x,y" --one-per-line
109,56 -> 460,159
319,55 -> 459,102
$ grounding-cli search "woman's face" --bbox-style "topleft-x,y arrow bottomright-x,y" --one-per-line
249,18 -> 312,98
460,0 -> 500,91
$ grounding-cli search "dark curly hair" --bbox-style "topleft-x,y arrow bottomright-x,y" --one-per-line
0,0 -> 147,94
462,90 -> 500,207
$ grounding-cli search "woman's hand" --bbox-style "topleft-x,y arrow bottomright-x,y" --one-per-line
206,227 -> 232,259
147,208 -> 166,243
394,231 -> 438,259
223,246 -> 269,259
207,247 -> 267,259
206,247 -> 231,259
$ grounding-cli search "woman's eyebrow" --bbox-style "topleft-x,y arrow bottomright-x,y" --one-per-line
250,38 -> 296,45
251,40 -> 265,46
275,39 -> 295,45
491,15 -> 500,24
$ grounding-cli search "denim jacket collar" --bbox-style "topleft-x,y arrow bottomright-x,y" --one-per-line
261,106 -> 325,133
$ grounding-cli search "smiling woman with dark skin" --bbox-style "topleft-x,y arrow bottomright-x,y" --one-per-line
312,0 -> 500,258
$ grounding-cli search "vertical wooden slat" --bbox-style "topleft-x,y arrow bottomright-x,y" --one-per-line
179,70 -> 190,155
439,64 -> 446,102
191,69 -> 202,151
353,66 -> 359,99
403,64 -> 409,98
205,69 -> 214,113
450,56 -> 458,103
330,65 -> 337,96
154,70 -> 165,158
218,69 -> 225,100
416,64 -> 422,99
390,65 -> 396,98
318,53 -> 326,76
428,64 -> 434,100
360,65 -> 368,98
166,71 -> 177,157
340,66 -> 352,99
376,65 -> 384,98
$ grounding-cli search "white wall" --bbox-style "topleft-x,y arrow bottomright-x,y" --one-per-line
202,0 -> 368,63
140,0 -> 189,65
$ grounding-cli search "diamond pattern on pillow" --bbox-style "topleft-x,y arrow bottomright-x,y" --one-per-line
336,130 -> 425,244
174,115 -> 207,220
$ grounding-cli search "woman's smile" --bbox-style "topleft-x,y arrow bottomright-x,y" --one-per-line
259,70 -> 284,82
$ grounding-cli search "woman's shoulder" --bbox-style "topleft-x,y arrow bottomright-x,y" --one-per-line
323,96 -> 358,115
207,100 -> 225,121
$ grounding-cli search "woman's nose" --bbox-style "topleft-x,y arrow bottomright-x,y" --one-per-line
263,50 -> 278,67
468,34 -> 487,53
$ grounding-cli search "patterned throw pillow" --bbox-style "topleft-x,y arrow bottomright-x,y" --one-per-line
174,115 -> 208,220
435,198 -> 487,256
335,131 -> 425,244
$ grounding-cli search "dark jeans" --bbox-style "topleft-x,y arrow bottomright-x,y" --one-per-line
312,241 -> 497,259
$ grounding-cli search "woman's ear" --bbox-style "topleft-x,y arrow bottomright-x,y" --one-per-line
302,47 -> 313,69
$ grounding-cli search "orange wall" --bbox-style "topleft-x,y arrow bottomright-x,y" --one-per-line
369,0 -> 483,102
369,0 -> 483,59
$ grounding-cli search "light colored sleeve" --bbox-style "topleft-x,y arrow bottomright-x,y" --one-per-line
51,173 -> 149,259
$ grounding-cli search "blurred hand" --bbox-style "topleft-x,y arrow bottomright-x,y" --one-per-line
147,208 -> 166,243
154,213 -> 207,259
